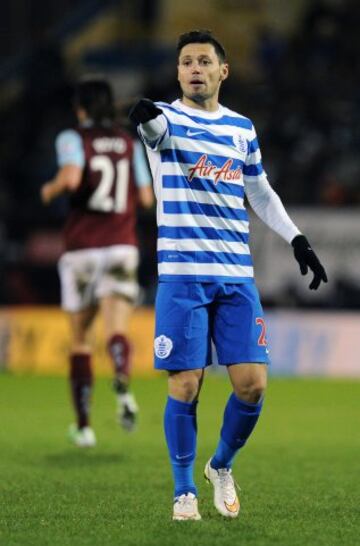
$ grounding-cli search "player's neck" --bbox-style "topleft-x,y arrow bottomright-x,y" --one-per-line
181,95 -> 220,112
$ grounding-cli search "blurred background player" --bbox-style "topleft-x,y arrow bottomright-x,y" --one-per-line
40,78 -> 153,447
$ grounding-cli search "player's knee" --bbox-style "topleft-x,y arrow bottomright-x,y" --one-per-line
71,341 -> 92,354
178,379 -> 199,402
235,379 -> 266,404
71,326 -> 89,347
249,382 -> 266,403
168,372 -> 201,402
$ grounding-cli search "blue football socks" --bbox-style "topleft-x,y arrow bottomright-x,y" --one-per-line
211,392 -> 263,470
164,396 -> 198,498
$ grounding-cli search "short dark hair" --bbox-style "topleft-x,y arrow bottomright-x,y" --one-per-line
73,78 -> 115,125
177,30 -> 226,63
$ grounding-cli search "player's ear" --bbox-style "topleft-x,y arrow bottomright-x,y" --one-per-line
219,63 -> 229,82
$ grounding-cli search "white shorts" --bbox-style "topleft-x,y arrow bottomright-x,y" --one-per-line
58,245 -> 139,312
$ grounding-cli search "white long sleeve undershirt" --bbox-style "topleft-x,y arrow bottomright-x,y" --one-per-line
139,116 -> 168,147
245,177 -> 301,243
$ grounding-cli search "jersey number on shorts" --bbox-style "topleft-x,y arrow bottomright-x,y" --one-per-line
256,317 -> 267,346
88,155 -> 129,213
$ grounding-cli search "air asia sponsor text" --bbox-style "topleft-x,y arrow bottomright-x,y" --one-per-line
188,154 -> 241,184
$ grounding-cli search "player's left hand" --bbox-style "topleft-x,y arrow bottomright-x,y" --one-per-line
291,235 -> 328,290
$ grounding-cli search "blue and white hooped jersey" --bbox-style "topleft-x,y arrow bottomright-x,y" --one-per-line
140,99 -> 268,283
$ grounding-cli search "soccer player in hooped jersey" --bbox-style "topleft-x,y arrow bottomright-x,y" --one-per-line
41,79 -> 153,447
129,30 -> 327,520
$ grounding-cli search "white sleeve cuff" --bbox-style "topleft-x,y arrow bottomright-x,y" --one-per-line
139,115 -> 168,149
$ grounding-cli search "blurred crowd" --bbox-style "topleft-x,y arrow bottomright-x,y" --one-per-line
0,0 -> 359,307
254,0 -> 360,207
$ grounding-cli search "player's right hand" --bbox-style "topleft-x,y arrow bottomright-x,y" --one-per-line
291,235 -> 328,290
129,99 -> 163,125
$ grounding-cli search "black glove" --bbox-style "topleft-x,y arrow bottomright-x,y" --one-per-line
291,235 -> 328,290
128,98 -> 163,125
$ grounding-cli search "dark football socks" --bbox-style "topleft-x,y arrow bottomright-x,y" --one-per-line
69,353 -> 93,429
107,333 -> 131,393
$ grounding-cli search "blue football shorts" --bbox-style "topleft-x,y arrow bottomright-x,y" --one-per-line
154,281 -> 270,370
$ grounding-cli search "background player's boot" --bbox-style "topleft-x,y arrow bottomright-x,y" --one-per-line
204,459 -> 240,518
173,493 -> 201,521
68,424 -> 96,448
117,392 -> 138,432
113,377 -> 138,432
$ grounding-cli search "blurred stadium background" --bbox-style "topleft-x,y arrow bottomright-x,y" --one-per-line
0,0 -> 359,378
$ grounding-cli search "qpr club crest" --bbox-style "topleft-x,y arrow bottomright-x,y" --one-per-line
233,134 -> 248,154
154,335 -> 173,359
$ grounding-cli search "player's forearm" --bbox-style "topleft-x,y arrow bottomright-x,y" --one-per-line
138,185 -> 154,208
41,166 -> 82,204
245,177 -> 301,243
40,177 -> 67,204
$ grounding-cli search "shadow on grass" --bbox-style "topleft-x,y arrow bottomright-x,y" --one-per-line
43,450 -> 126,468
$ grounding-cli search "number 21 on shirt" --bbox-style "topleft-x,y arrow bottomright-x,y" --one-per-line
88,155 -> 129,213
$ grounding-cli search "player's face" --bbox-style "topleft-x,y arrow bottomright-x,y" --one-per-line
178,43 -> 228,105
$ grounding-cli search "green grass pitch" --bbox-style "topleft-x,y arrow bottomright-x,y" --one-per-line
1,373 -> 359,546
